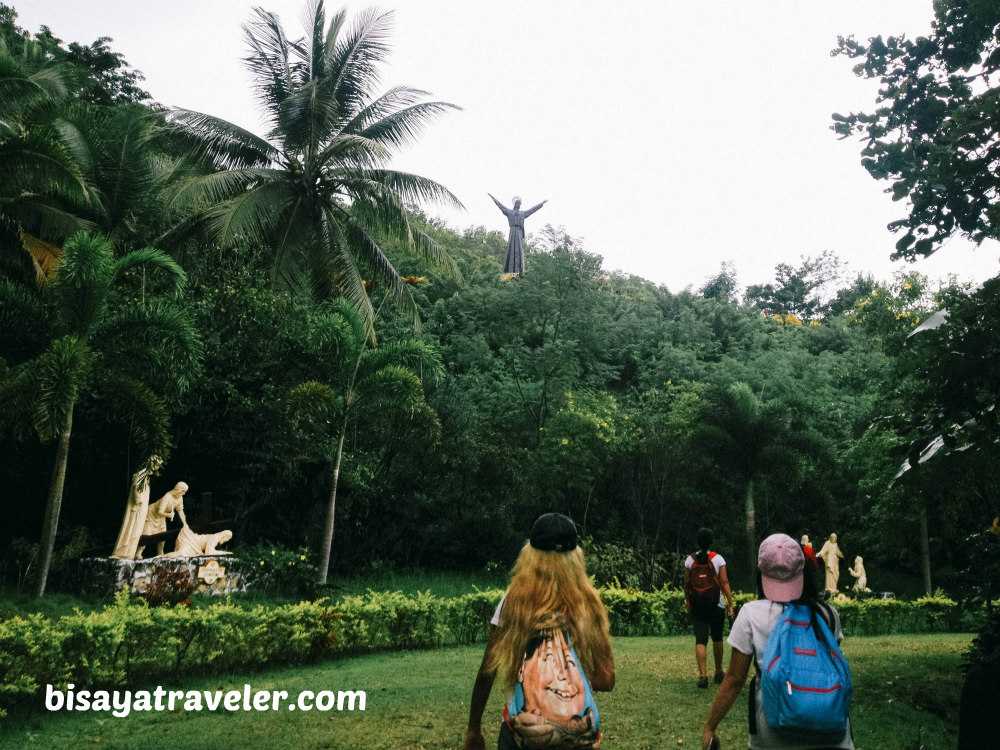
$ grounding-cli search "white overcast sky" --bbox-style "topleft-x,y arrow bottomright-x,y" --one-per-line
12,0 -> 1000,293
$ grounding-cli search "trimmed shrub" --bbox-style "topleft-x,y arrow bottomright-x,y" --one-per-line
0,586 -> 976,717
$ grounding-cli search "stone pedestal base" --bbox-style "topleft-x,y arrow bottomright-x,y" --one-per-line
67,556 -> 257,598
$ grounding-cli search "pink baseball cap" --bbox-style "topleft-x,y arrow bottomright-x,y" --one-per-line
758,533 -> 804,602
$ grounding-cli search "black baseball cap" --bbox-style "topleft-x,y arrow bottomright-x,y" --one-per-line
530,513 -> 578,552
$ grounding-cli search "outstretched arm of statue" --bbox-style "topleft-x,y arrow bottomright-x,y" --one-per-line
488,193 -> 506,212
523,199 -> 547,217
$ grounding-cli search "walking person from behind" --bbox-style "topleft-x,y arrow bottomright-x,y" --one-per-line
702,533 -> 854,750
463,513 -> 615,749
684,527 -> 735,688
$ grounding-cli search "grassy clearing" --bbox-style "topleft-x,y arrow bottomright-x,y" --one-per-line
0,634 -> 968,750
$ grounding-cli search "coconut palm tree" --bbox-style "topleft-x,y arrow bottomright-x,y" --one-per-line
0,231 -> 203,596
287,297 -> 443,583
167,1 -> 463,333
697,382 -> 799,575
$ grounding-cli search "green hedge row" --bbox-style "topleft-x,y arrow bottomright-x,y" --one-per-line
0,587 -> 977,715
599,589 -> 980,637
0,591 -> 338,715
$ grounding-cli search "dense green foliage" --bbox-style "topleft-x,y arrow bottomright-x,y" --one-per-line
0,2 -> 996,630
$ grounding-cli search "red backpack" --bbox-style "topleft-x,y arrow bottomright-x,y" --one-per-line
687,551 -> 720,609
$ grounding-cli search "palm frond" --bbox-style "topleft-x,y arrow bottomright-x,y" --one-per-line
94,373 -> 174,463
1,199 -> 96,245
288,379 -> 340,421
347,91 -> 460,151
360,339 -> 444,384
0,275 -> 51,363
114,246 -> 188,296
276,76 -> 343,152
51,232 -> 115,336
315,133 -> 391,170
316,210 -> 377,331
241,7 -> 301,128
203,177 -> 300,248
166,167 -> 282,213
0,362 -> 41,439
32,335 -> 92,440
166,108 -> 276,169
327,7 -> 394,119
364,169 -> 464,210
95,300 -> 204,403
0,132 -> 91,204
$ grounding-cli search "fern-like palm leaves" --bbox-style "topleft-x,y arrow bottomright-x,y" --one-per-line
169,2 -> 463,333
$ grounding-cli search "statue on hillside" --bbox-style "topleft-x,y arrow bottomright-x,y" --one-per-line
848,555 -> 871,593
489,194 -> 547,276
111,456 -> 162,559
817,533 -> 845,594
136,482 -> 188,558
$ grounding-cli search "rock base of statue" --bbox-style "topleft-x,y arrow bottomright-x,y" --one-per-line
67,556 -> 257,598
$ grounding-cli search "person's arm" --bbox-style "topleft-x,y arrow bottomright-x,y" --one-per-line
683,566 -> 692,611
702,648 -> 751,750
587,631 -> 615,692
522,199 -> 547,218
464,626 -> 499,750
717,564 -> 735,618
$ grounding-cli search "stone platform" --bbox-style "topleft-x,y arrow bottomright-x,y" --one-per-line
67,556 -> 258,598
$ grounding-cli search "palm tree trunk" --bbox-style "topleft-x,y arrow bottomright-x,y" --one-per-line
32,408 -> 73,598
745,477 -> 756,578
317,431 -> 346,585
919,504 -> 932,595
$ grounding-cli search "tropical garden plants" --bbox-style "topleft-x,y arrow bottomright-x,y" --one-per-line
0,231 -> 202,596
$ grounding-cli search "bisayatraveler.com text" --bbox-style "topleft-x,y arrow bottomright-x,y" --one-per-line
45,683 -> 366,718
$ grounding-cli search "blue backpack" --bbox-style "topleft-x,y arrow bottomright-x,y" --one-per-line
761,603 -> 853,733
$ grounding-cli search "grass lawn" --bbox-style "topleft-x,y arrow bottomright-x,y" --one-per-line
0,634 -> 969,750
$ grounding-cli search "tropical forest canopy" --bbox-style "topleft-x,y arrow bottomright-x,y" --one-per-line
0,2 -> 997,601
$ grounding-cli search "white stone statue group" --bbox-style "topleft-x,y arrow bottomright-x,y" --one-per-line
110,457 -> 232,560
801,533 -> 870,596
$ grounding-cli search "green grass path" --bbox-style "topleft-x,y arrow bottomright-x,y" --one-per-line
0,634 -> 969,750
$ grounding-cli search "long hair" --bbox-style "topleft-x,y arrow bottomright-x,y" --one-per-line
489,543 -> 610,694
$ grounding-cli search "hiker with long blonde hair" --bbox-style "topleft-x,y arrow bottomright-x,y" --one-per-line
464,513 -> 615,750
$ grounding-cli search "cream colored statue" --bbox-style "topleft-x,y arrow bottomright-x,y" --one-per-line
161,525 -> 233,558
817,533 -> 845,593
136,482 -> 188,558
110,456 -> 162,559
848,555 -> 871,593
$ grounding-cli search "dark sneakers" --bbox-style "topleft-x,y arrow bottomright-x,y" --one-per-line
714,671 -> 726,684
697,676 -> 709,688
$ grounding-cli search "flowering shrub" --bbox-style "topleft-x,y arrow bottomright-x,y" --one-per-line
240,542 -> 318,596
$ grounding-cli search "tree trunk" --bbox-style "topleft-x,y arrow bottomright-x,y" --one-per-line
919,504 -> 932,596
316,431 -> 346,585
745,478 -> 756,579
32,408 -> 73,598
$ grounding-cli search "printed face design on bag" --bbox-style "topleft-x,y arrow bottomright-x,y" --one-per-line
519,633 -> 585,721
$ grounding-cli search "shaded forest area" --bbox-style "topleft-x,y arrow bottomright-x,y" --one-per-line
0,3 -> 997,606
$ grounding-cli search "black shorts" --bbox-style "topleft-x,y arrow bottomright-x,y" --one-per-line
690,604 -> 725,645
